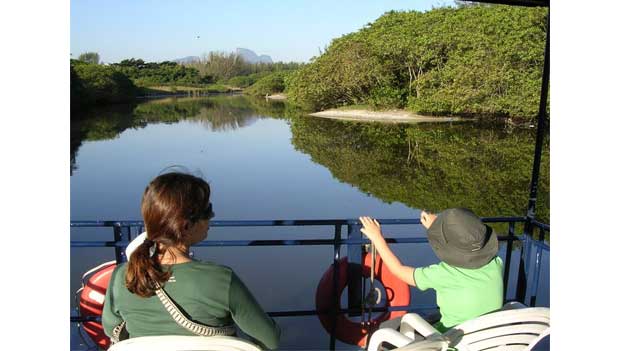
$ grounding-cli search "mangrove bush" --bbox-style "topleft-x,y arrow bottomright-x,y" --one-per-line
286,5 -> 547,120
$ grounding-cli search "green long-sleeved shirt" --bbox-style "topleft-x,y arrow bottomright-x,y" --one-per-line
102,260 -> 280,350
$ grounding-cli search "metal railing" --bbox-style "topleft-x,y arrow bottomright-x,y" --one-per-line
70,216 -> 549,349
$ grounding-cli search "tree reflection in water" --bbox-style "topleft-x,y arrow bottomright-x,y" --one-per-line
70,95 -> 279,174
289,116 -> 549,227
71,95 -> 549,230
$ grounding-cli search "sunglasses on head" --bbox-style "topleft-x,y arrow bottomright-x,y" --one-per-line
192,202 -> 214,221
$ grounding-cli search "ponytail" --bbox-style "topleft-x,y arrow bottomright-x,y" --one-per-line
125,172 -> 211,298
125,239 -> 171,297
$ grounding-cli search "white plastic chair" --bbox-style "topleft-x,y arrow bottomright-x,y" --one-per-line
108,335 -> 262,351
368,303 -> 550,351
125,232 -> 147,260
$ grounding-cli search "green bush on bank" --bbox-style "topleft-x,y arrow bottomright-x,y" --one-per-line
71,60 -> 138,110
245,71 -> 290,97
204,84 -> 231,93
227,75 -> 255,88
112,59 -> 210,86
286,5 -> 547,120
369,86 -> 407,109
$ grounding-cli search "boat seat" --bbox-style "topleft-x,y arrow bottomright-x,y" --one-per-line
108,335 -> 262,351
368,302 -> 550,351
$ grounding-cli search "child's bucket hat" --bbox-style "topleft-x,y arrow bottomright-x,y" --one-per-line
426,208 -> 498,269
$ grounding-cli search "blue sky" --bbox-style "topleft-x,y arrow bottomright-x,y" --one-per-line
71,0 -> 455,63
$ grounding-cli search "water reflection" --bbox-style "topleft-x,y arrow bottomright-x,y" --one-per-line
289,116 -> 550,224
132,96 -> 261,131
71,95 -> 549,224
70,95 -> 282,174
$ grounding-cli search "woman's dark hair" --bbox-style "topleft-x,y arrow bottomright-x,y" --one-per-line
126,172 -> 211,297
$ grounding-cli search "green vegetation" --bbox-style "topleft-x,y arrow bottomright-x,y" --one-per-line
286,5 -> 547,121
227,71 -> 272,88
111,58 -> 209,86
245,71 -> 291,97
72,5 -> 548,121
185,52 -> 301,83
139,83 -> 232,96
70,51 -> 301,113
70,59 -> 138,110
336,104 -> 372,110
77,52 -> 100,65
289,116 -> 550,227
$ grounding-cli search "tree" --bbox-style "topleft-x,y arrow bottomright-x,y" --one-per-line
78,52 -> 100,65
286,6 -> 547,121
71,60 -> 137,109
245,71 -> 290,96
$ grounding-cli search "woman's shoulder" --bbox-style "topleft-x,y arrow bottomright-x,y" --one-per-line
111,262 -> 127,276
174,260 -> 235,275
170,261 -> 239,289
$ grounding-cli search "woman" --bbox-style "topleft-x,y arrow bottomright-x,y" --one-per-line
102,172 -> 280,350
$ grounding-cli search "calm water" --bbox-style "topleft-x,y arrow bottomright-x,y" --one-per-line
70,95 -> 549,350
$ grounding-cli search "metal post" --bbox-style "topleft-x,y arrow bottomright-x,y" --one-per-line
516,226 -> 530,303
503,222 -> 515,302
529,227 -> 546,306
347,222 -> 363,317
525,12 -> 550,236
330,225 -> 342,351
112,223 -> 130,263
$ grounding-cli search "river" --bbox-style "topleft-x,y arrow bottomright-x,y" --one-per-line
70,94 -> 549,350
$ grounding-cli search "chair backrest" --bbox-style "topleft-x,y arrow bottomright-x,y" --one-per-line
125,232 -> 147,260
108,335 -> 262,351
443,307 -> 550,351
397,338 -> 449,351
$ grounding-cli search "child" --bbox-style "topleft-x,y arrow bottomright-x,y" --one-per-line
359,208 -> 503,332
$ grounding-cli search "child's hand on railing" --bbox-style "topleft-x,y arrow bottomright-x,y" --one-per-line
359,216 -> 384,243
420,210 -> 437,229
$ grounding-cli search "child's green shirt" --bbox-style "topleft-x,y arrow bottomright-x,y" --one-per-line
414,256 -> 503,331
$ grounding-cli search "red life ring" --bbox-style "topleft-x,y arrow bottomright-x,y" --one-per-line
77,261 -> 117,350
315,252 -> 411,347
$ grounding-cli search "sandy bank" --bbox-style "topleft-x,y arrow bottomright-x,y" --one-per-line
309,109 -> 461,123
266,93 -> 287,100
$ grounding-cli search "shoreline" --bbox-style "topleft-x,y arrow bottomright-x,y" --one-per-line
136,91 -> 242,99
309,109 -> 462,123
265,93 -> 287,100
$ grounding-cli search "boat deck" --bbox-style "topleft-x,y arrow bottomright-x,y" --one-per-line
70,217 -> 550,350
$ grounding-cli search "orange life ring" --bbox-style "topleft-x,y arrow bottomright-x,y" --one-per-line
315,252 -> 411,347
78,261 -> 117,350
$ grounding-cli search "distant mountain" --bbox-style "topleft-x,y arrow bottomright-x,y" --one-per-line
235,48 -> 273,64
173,56 -> 201,64
172,49 -> 273,65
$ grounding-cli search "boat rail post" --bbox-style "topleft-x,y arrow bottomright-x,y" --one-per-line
516,228 -> 532,304
329,224 -> 342,351
347,221 -> 363,318
502,221 -> 515,302
519,11 -> 549,305
528,226 -> 546,306
112,222 -> 130,263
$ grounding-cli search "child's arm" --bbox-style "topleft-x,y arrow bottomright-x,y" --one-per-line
359,216 -> 417,287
